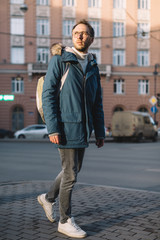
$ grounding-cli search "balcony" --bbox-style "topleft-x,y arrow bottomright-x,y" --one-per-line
28,63 -> 112,77
27,63 -> 48,77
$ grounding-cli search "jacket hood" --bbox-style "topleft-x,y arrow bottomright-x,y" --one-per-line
50,43 -> 65,56
50,43 -> 97,65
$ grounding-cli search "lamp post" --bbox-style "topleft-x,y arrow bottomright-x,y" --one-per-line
153,64 -> 160,123
20,3 -> 28,13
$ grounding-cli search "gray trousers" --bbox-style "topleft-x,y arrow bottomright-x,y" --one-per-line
46,148 -> 85,223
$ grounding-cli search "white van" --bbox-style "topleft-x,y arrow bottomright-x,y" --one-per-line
111,111 -> 158,142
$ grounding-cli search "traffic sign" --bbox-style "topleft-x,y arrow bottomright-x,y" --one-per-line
149,96 -> 157,105
151,105 -> 158,113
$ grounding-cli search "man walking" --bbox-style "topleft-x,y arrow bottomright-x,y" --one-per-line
37,19 -> 105,238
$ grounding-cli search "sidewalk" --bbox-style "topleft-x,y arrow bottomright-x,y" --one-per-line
0,181 -> 160,240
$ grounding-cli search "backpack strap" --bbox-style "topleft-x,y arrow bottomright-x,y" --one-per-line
59,62 -> 70,91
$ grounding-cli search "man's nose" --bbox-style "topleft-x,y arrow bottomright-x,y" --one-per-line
77,33 -> 83,39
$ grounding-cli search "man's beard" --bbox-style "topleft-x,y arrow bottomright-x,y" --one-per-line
74,42 -> 90,52
74,42 -> 89,53
76,46 -> 88,52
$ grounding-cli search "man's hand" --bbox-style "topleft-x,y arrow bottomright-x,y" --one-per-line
96,139 -> 104,148
49,135 -> 61,144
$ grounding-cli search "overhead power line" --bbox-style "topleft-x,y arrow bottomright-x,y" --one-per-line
0,29 -> 160,40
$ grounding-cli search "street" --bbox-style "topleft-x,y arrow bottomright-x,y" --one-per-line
0,140 -> 160,192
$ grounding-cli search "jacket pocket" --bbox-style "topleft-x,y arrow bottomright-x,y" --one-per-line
60,112 -> 84,141
61,112 -> 82,123
64,122 -> 83,141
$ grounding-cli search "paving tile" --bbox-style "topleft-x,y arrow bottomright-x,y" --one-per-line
0,181 -> 160,240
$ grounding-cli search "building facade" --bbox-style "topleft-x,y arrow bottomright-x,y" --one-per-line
0,0 -> 160,131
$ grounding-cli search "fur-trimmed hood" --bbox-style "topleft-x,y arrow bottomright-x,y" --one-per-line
50,43 -> 96,62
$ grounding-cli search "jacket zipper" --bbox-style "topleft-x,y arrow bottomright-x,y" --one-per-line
78,62 -> 90,143
83,75 -> 89,143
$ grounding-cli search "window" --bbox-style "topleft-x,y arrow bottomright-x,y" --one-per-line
63,0 -> 75,6
37,47 -> 49,63
114,79 -> 125,94
63,20 -> 75,36
11,47 -> 24,64
37,0 -> 49,5
138,79 -> 149,94
113,50 -> 125,66
114,106 -> 124,112
11,0 -> 24,4
89,49 -> 101,64
89,21 -> 100,37
137,23 -> 150,39
144,116 -> 150,124
113,0 -> 126,8
138,107 -> 148,112
88,0 -> 100,8
12,77 -> 24,93
11,18 -> 24,35
138,0 -> 150,9
37,19 -> 49,35
137,50 -> 149,66
113,22 -> 124,37
25,125 -> 46,131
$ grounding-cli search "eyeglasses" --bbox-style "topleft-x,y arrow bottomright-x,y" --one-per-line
73,31 -> 91,38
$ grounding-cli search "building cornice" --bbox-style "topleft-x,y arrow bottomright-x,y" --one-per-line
0,64 -> 159,78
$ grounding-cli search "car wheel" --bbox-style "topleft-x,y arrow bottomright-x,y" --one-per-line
114,137 -> 122,142
152,133 -> 158,142
18,135 -> 25,139
137,133 -> 143,142
43,134 -> 48,139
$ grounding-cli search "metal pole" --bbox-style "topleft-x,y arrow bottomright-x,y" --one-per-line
153,64 -> 160,124
153,66 -> 157,122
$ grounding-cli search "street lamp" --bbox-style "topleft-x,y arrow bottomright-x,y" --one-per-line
20,3 -> 28,13
153,63 -> 160,123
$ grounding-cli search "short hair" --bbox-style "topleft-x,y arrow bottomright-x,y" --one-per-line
72,19 -> 94,38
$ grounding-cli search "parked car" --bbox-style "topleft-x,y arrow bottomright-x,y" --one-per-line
90,127 -> 109,139
158,128 -> 160,137
106,126 -> 112,137
0,129 -> 14,138
14,124 -> 48,139
112,111 -> 158,142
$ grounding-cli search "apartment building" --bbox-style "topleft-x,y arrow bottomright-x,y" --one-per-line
0,0 -> 160,131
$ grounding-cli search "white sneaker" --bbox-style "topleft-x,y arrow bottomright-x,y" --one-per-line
58,217 -> 87,238
37,193 -> 56,222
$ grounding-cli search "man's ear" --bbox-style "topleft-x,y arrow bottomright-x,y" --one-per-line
91,37 -> 94,44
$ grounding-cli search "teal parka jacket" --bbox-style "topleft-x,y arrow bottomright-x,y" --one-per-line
42,45 -> 105,148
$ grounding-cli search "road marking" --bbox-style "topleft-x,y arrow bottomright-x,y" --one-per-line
78,182 -> 160,194
146,169 -> 160,172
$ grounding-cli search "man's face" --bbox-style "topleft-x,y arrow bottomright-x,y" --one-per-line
72,24 -> 94,53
